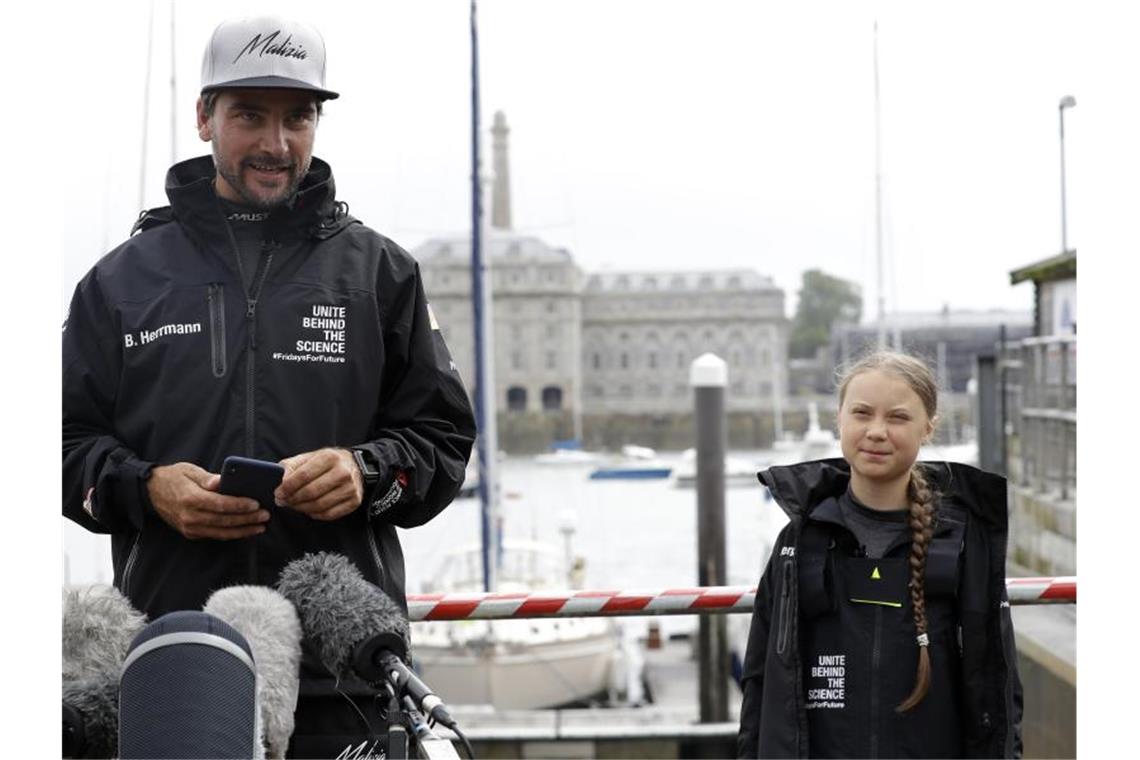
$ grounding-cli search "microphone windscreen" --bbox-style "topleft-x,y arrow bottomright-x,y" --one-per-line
63,584 -> 147,682
63,674 -> 119,759
119,611 -> 261,760
277,552 -> 410,681
205,585 -> 303,760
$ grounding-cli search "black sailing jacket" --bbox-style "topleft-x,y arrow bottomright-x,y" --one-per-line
737,459 -> 1023,759
62,155 -> 476,619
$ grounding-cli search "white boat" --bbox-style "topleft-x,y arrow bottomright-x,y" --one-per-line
769,402 -> 842,466
411,540 -> 624,709
534,448 -> 605,466
921,440 -> 979,466
588,445 -> 673,480
672,449 -> 761,488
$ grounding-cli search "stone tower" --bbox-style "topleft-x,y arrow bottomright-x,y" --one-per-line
491,110 -> 512,230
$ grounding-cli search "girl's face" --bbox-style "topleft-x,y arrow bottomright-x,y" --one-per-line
838,369 -> 935,491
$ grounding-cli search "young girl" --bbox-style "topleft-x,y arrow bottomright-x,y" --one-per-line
737,351 -> 1023,759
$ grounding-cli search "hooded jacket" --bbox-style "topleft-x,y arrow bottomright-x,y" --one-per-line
62,155 -> 476,619
737,459 -> 1023,759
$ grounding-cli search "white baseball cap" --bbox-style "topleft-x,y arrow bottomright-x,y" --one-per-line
200,16 -> 339,100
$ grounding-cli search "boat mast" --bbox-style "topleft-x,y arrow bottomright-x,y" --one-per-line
873,20 -> 887,349
170,3 -> 177,166
138,1 -> 155,212
470,0 -> 499,593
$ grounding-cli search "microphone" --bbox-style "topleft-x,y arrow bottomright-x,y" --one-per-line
62,584 -> 147,758
277,552 -> 458,730
118,610 -> 261,759
63,584 -> 147,682
62,675 -> 119,759
204,585 -> 303,760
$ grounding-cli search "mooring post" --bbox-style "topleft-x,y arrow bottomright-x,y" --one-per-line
691,352 -> 729,723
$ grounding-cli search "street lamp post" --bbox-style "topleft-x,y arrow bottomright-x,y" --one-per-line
1058,95 -> 1076,254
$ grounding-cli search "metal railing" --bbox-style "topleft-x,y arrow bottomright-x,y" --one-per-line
1008,335 -> 1076,500
407,577 -> 1076,621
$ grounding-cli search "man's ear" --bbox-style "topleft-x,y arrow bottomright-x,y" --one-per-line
196,97 -> 212,142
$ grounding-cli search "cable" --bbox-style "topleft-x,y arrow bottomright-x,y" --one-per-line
451,723 -> 476,760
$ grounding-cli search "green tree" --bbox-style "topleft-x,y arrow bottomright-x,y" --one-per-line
789,269 -> 862,359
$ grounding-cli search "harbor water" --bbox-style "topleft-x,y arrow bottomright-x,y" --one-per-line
398,451 -> 788,638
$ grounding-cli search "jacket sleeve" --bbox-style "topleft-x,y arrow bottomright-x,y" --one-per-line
62,270 -> 153,534
737,524 -> 788,758
355,256 -> 476,528
1000,588 -> 1024,758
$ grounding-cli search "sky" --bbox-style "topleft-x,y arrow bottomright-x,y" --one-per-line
15,2 -> 1140,754
59,0 -> 1118,323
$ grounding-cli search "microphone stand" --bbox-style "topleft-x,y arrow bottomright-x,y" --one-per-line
382,683 -> 410,760
380,683 -> 462,760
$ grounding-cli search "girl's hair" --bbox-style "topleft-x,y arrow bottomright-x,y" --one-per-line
836,350 -> 939,713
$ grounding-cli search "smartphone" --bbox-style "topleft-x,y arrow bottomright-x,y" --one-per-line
218,456 -> 285,510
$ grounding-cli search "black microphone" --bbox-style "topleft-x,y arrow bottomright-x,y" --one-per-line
118,610 -> 261,759
204,585 -> 303,760
277,552 -> 458,730
63,675 -> 119,759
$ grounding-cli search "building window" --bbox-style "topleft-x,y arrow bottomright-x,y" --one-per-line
511,352 -> 523,370
546,351 -> 557,370
648,352 -> 657,369
677,352 -> 686,369
542,386 -> 563,411
620,353 -> 628,370
507,386 -> 527,412
619,385 -> 633,398
546,300 -> 557,313
592,353 -> 601,370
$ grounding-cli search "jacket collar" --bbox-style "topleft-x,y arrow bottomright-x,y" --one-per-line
163,155 -> 351,252
759,457 -> 1008,532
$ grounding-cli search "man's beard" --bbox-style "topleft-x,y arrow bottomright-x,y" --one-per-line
212,144 -> 309,210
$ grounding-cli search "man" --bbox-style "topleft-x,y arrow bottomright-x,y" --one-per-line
62,15 -> 476,756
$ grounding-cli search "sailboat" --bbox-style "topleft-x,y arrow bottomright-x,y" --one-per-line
409,1 -> 622,710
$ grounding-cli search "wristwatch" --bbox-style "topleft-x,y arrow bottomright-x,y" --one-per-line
350,447 -> 380,490
351,447 -> 408,519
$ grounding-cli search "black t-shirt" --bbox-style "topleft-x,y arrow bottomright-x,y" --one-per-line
838,489 -> 909,559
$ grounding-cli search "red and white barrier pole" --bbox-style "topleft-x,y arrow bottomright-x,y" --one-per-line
407,577 -> 1076,622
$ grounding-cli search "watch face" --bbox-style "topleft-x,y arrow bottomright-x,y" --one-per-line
353,449 -> 379,480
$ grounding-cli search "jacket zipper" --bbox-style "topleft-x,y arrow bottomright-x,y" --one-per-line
243,247 -> 275,584
870,605 -> 882,758
121,532 -> 142,597
207,284 -> 227,377
365,522 -> 387,588
776,560 -> 794,655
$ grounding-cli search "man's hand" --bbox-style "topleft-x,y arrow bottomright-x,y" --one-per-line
275,448 -> 364,521
147,462 -> 269,540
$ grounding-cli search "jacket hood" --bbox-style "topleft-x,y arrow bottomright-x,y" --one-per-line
759,457 -> 1009,530
137,155 -> 356,246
